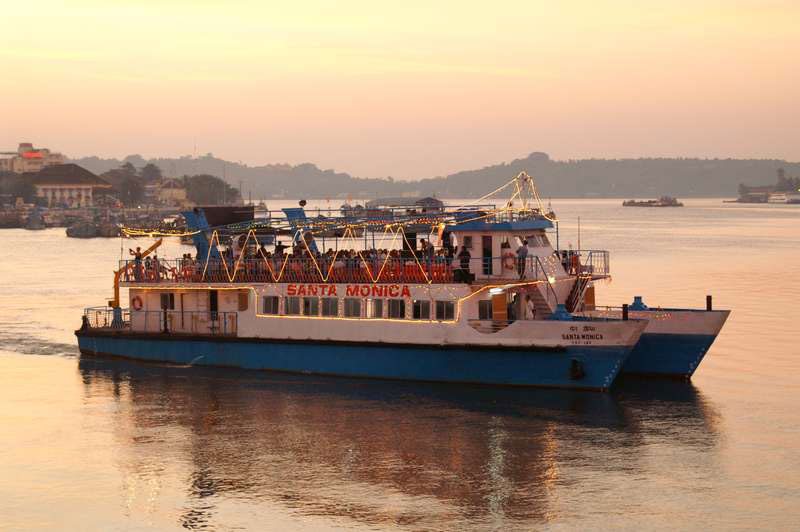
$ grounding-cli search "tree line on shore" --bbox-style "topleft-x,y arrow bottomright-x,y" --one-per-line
64,151 -> 800,200
98,162 -> 241,206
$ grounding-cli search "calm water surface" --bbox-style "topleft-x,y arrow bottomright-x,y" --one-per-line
1,199 -> 798,530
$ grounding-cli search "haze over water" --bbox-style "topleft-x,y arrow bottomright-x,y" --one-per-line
1,199 -> 798,530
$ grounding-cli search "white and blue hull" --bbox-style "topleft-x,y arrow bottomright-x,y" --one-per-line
622,332 -> 718,377
76,330 -> 637,391
587,308 -> 730,378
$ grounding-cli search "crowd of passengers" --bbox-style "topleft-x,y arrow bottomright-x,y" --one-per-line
125,237 -> 582,283
126,238 -> 478,283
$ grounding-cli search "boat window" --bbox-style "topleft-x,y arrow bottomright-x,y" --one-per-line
303,297 -> 319,316
160,293 -> 175,310
412,300 -> 431,320
388,299 -> 406,319
435,300 -> 455,321
238,291 -> 249,311
209,290 -> 218,312
344,298 -> 361,318
478,300 -> 493,320
321,298 -> 339,317
462,235 -> 473,249
367,299 -> 384,319
262,296 -> 279,315
285,296 -> 301,315
527,234 -> 548,247
482,235 -> 493,275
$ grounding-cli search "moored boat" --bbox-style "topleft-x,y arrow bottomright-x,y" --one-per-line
25,207 -> 47,230
623,196 -> 683,207
780,191 -> 800,204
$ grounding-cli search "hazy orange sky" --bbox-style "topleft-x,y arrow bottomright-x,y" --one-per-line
2,0 -> 798,179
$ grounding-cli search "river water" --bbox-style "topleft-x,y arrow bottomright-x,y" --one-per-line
1,199 -> 798,530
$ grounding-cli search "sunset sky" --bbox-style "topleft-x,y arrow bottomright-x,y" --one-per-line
2,0 -> 798,179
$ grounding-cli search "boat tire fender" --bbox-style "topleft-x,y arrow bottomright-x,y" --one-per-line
569,358 -> 585,380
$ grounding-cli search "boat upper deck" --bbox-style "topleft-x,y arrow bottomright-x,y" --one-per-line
118,250 -> 610,285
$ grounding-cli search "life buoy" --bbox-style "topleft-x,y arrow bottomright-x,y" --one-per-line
131,295 -> 143,311
502,252 -> 516,270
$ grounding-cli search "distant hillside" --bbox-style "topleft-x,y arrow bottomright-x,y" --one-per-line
69,152 -> 800,199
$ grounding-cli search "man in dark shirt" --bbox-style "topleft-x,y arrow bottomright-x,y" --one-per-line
516,240 -> 529,279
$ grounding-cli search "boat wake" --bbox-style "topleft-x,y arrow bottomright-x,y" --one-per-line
0,324 -> 78,357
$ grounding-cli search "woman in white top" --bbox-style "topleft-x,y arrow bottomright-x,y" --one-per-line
524,294 -> 536,320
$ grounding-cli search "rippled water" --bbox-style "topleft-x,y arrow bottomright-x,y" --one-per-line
1,199 -> 798,530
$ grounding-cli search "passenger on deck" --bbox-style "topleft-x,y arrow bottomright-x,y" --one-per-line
560,249 -> 569,271
425,240 -> 435,271
524,294 -> 536,320
144,256 -> 152,280
129,247 -> 143,281
516,239 -> 529,279
455,246 -> 471,283
570,249 -> 580,275
458,246 -> 471,270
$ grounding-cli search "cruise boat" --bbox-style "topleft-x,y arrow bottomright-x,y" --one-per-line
75,173 -> 647,391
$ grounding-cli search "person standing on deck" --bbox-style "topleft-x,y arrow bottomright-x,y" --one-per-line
129,246 -> 143,281
524,294 -> 536,320
516,239 -> 529,279
458,246 -> 471,273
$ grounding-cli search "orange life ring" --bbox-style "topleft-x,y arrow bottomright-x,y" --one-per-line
502,252 -> 516,270
131,295 -> 143,311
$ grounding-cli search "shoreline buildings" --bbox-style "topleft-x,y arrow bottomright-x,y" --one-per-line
0,142 -> 66,174
25,164 -> 112,208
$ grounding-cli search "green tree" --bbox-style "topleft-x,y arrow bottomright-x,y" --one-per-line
140,163 -> 163,182
0,176 -> 39,204
184,174 -> 240,205
118,177 -> 144,206
120,161 -> 137,176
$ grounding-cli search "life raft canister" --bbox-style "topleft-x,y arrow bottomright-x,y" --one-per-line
131,295 -> 143,311
502,252 -> 516,270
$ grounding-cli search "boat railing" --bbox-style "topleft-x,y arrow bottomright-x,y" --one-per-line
82,306 -> 130,330
559,250 -> 610,278
131,310 -> 238,336
119,258 -> 455,284
530,255 -> 559,307
117,252 -> 604,286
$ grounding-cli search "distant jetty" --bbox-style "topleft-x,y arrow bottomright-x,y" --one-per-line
623,196 -> 683,207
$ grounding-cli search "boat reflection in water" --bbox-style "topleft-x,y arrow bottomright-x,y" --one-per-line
77,358 -> 721,530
